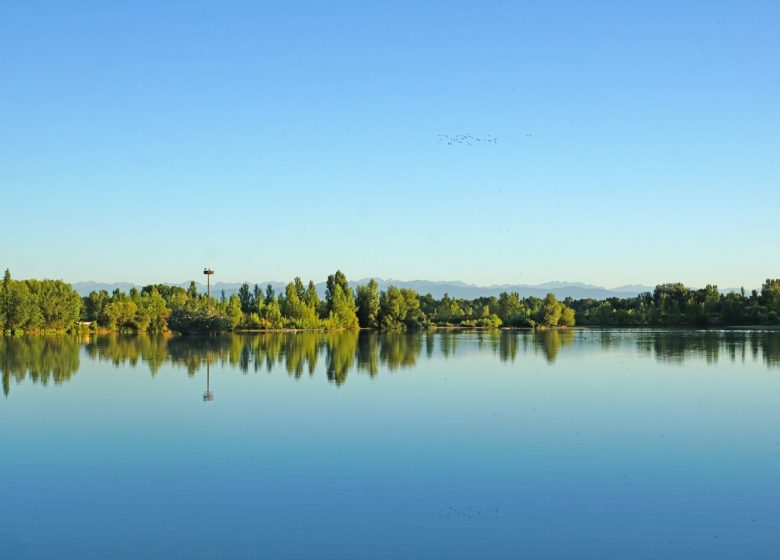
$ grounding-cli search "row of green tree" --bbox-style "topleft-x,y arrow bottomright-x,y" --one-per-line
77,271 -> 575,333
570,281 -> 780,327
0,270 -> 83,332
3,267 -> 779,334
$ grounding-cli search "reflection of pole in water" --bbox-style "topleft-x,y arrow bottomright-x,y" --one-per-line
203,359 -> 214,402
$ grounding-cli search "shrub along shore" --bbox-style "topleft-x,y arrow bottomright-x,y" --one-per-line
1,269 -> 779,334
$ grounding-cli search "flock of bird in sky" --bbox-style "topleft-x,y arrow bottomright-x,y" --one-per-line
438,133 -> 498,145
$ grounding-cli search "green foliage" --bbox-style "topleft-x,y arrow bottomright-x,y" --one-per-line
325,270 -> 351,312
238,283 -> 254,313
762,279 -> 780,314
497,291 -> 528,326
0,272 -> 82,333
279,280 -> 322,329
460,314 -> 503,328
560,306 -> 576,327
327,283 -> 359,330
538,293 -> 563,327
252,284 -> 263,307
304,280 -> 320,312
435,293 -> 465,323
227,295 -> 244,329
573,281 -> 780,327
83,289 -> 110,322
103,300 -> 139,330
135,288 -> 171,332
401,289 -> 424,328
2,277 -> 32,332
264,284 -> 276,305
262,298 -> 283,329
379,286 -> 408,330
375,286 -> 427,330
5,269 -> 780,335
167,309 -> 231,333
356,279 -> 380,328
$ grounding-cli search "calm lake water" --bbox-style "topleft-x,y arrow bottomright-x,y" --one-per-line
2,329 -> 780,559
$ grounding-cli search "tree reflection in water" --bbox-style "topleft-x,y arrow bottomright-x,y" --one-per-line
2,330 -> 779,397
0,335 -> 81,397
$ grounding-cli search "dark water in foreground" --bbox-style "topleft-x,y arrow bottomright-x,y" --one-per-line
2,329 -> 780,559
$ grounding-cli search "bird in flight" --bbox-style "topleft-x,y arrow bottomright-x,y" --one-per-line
438,133 -> 497,146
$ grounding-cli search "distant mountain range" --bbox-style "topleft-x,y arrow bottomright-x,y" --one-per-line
71,279 -> 658,300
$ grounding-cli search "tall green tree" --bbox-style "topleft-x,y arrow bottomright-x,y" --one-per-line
538,293 -> 563,327
264,284 -> 276,305
83,290 -> 110,323
253,284 -> 263,308
401,288 -> 423,328
379,285 -> 407,330
2,273 -> 32,331
227,295 -> 244,328
293,277 -> 306,300
30,279 -> 82,330
103,300 -> 139,330
304,280 -> 320,312
356,279 -> 380,328
497,291 -> 527,326
560,305 -> 576,327
280,281 -> 320,327
325,271 -> 352,312
327,284 -> 359,330
761,279 -> 780,310
187,281 -> 199,299
0,269 -> 10,329
238,282 -> 254,313
262,297 -> 283,328
137,288 -> 171,332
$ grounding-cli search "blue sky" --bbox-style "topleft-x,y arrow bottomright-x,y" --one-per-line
1,1 -> 778,288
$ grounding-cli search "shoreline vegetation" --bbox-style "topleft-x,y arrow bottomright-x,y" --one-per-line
1,269 -> 779,335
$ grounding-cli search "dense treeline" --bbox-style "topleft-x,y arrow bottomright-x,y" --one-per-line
0,270 -> 83,332
571,281 -> 780,327
3,267 -> 779,334
75,271 -> 574,333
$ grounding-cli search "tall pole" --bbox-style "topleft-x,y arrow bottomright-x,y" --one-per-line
203,268 -> 214,312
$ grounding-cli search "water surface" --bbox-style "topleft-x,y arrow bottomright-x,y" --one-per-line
2,330 -> 780,559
